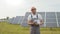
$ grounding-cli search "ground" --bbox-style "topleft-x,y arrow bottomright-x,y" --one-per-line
0,22 -> 60,34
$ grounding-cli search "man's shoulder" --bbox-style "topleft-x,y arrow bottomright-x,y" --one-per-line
37,14 -> 42,18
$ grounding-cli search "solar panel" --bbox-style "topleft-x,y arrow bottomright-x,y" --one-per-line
21,20 -> 28,26
57,12 -> 60,18
0,19 -> 7,22
8,16 -> 24,24
46,19 -> 56,23
58,19 -> 60,22
12,16 -> 21,24
8,17 -> 15,24
46,12 -> 56,18
58,23 -> 60,27
46,23 -> 57,27
18,16 -> 24,24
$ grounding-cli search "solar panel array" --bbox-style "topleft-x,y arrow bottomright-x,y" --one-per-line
0,19 -> 7,22
8,17 -> 15,24
8,16 -> 24,24
8,12 -> 60,27
21,12 -> 60,27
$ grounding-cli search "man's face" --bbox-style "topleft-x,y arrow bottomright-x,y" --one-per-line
31,8 -> 36,14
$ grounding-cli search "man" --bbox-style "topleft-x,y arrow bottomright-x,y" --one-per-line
27,7 -> 43,34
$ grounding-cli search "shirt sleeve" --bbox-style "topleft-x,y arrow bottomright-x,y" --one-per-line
28,15 -> 31,21
38,14 -> 43,20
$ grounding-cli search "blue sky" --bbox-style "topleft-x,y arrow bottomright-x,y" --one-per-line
0,0 -> 60,19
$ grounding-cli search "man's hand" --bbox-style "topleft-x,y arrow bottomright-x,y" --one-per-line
28,20 -> 34,25
40,22 -> 43,25
28,21 -> 38,25
40,20 -> 44,25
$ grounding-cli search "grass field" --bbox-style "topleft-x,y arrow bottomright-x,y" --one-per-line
0,22 -> 60,34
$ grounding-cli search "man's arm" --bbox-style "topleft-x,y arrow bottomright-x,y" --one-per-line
27,20 -> 34,25
38,14 -> 44,25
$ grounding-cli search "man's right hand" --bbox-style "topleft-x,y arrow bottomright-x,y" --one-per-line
28,20 -> 38,25
28,20 -> 34,25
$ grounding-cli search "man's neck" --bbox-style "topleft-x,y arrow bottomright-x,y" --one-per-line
33,13 -> 35,15
32,13 -> 36,15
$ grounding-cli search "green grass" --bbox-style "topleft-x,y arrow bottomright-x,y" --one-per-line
0,22 -> 60,34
